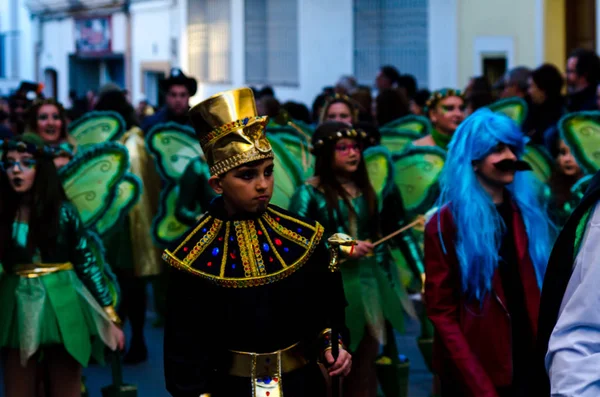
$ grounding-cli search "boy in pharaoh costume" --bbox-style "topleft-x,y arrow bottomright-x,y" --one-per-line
162,88 -> 352,397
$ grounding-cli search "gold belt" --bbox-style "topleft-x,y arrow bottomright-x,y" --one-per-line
13,262 -> 74,278
228,342 -> 309,397
228,341 -> 309,378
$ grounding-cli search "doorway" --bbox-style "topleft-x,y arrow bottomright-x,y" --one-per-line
43,68 -> 58,99
566,0 -> 596,55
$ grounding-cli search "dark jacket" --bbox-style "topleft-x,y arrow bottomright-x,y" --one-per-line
566,84 -> 597,112
535,170 -> 600,396
141,107 -> 191,133
424,204 -> 540,397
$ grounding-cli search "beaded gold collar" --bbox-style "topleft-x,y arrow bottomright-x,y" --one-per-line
163,205 -> 324,288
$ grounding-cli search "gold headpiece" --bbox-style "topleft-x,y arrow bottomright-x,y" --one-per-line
189,88 -> 273,175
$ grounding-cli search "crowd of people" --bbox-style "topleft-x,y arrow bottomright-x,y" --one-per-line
1,46 -> 600,397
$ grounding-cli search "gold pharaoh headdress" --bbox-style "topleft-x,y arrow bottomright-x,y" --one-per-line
189,88 -> 273,175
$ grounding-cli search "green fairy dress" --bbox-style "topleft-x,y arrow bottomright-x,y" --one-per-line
289,183 -> 416,351
0,202 -> 120,367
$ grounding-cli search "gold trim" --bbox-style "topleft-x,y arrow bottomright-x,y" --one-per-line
263,212 -> 310,247
172,215 -> 213,255
267,207 -> 316,231
183,219 -> 223,264
162,223 -> 325,288
210,147 -> 274,176
248,220 -> 266,276
258,218 -> 286,269
219,222 -> 231,278
103,305 -> 123,326
13,262 -> 74,278
235,220 -> 255,277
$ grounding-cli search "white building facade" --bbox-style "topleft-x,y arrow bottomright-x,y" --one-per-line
16,0 -> 600,107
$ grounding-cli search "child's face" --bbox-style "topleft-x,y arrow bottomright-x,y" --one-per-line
211,159 -> 275,215
332,138 -> 362,175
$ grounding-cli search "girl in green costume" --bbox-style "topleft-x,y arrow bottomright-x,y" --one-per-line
0,134 -> 124,397
290,121 -> 416,397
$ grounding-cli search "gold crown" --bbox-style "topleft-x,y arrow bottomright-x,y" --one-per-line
189,88 -> 273,175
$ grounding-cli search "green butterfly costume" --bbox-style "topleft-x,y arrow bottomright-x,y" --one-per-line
0,137 -> 128,367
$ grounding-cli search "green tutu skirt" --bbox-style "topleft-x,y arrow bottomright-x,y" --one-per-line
341,252 -> 415,351
0,270 -> 120,367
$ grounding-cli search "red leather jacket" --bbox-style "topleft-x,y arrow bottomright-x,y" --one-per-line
424,204 -> 540,397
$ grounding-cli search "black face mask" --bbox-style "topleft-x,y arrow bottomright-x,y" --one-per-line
493,159 -> 532,172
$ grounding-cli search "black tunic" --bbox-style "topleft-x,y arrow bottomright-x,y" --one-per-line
163,197 -> 347,397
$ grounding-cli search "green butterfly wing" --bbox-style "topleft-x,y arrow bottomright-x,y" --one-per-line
559,111 -> 600,173
145,122 -> 203,182
95,173 -> 142,237
488,97 -> 529,126
392,146 -> 446,219
364,146 -> 394,211
59,142 -> 129,229
380,115 -> 432,135
152,183 -> 190,247
571,174 -> 593,202
68,111 -> 126,147
523,144 -> 553,184
269,135 -> 304,209
86,230 -> 121,309
269,132 -> 314,178
380,128 -> 422,154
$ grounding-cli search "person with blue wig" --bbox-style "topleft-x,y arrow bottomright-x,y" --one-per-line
423,108 -> 554,396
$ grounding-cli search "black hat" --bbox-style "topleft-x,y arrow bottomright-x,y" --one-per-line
159,68 -> 198,96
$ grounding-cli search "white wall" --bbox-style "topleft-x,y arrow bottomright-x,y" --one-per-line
131,0 -> 176,104
0,0 -> 35,95
39,18 -> 74,103
428,0 -> 459,90
186,0 -> 355,107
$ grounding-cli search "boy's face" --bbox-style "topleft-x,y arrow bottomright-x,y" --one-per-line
210,159 -> 275,215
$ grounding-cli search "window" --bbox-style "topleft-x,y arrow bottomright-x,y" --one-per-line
188,0 -> 232,83
245,0 -> 299,86
0,31 -> 20,79
354,0 -> 428,88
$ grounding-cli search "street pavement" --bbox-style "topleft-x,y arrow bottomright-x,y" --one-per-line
0,306 -> 432,397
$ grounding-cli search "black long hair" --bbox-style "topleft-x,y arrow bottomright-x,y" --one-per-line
94,90 -> 140,130
312,121 -> 378,234
0,134 -> 67,260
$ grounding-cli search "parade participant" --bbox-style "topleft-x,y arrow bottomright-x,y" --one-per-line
0,134 -> 124,397
163,88 -> 351,397
424,109 -> 553,397
413,89 -> 465,150
25,98 -> 74,168
95,83 -> 163,364
566,48 -> 600,112
320,94 -> 360,125
142,68 -> 197,132
290,121 -> 420,397
544,127 -> 584,226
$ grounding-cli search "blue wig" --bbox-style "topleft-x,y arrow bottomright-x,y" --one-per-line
437,108 -> 554,301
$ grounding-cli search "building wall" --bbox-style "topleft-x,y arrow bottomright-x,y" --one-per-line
39,18 -> 74,103
0,0 -> 35,95
544,0 -> 566,72
131,0 -> 177,105
184,0 -> 354,107
457,0 -> 538,89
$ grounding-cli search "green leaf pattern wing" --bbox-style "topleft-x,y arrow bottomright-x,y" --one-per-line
380,115 -> 432,135
380,129 -> 422,154
364,146 -> 394,211
559,111 -> 600,173
151,184 -> 190,247
95,173 -> 142,237
269,135 -> 305,210
269,132 -> 314,178
59,142 -> 129,229
392,147 -> 446,219
488,97 -> 529,126
68,111 -> 126,147
145,122 -> 203,182
523,144 -> 554,184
